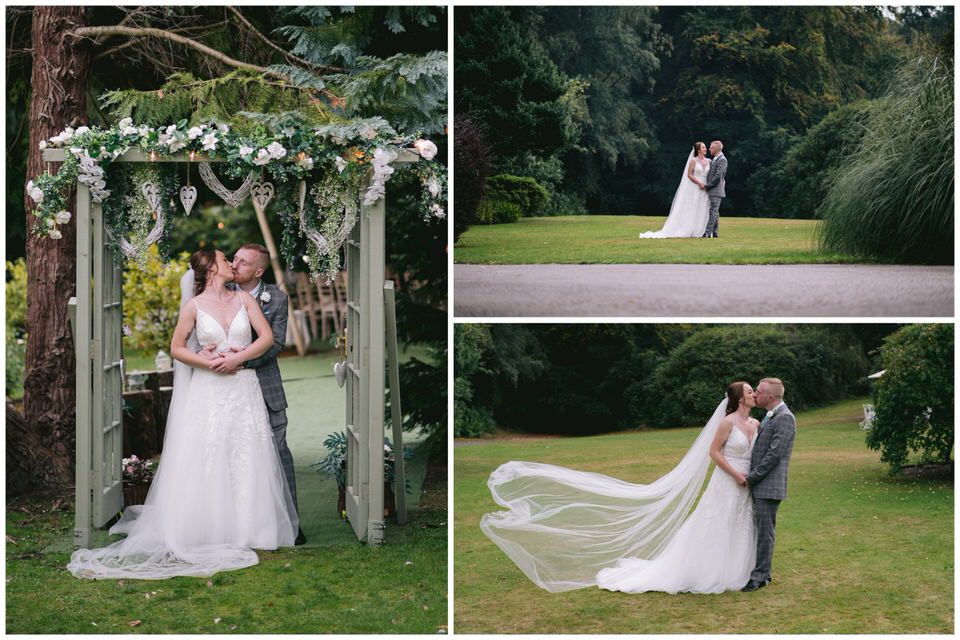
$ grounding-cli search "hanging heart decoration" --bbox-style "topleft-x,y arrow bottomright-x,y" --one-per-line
333,360 -> 347,388
141,182 -> 162,212
250,181 -> 275,212
179,185 -> 197,215
298,174 -> 361,283
198,162 -> 255,207
109,181 -> 166,259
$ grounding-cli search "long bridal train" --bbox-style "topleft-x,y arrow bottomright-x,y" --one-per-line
480,398 -> 756,594
638,150 -> 710,239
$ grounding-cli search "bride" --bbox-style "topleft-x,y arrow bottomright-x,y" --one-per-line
639,142 -> 710,238
68,248 -> 298,579
481,381 -> 758,594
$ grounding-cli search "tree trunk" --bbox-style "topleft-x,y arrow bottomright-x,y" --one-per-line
6,402 -> 72,497
23,7 -> 90,484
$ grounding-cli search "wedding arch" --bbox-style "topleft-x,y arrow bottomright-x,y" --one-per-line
34,120 -> 442,547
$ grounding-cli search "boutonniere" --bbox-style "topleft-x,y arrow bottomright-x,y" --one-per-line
258,290 -> 271,304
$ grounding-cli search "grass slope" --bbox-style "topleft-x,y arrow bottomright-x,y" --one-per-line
455,216 -> 859,265
454,399 -> 953,634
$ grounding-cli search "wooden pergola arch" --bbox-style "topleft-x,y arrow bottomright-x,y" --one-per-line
42,147 -> 415,547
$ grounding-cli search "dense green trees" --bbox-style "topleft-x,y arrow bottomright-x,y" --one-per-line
454,324 -> 894,437
455,6 -> 952,239
867,324 -> 954,472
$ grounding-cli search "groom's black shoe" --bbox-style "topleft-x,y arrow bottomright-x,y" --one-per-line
701,233 -> 710,238
741,579 -> 769,592
295,527 -> 307,546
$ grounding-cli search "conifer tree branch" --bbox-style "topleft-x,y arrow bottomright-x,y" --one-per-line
224,6 -> 348,74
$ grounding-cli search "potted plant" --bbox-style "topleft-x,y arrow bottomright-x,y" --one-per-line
122,454 -> 156,506
313,432 -> 413,519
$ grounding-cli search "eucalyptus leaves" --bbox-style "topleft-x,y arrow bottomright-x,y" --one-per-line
27,118 -> 446,280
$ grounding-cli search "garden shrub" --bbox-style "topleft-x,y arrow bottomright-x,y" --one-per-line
453,113 -> 493,242
639,325 -> 870,427
866,323 -> 954,472
123,246 -> 190,355
475,199 -> 522,225
6,259 -> 28,397
485,174 -> 550,217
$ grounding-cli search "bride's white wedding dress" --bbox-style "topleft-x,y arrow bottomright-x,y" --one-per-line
481,399 -> 756,594
639,154 -> 710,238
68,301 -> 298,580
596,424 -> 756,593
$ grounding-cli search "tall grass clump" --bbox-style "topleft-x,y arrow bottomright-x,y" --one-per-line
817,55 -> 954,264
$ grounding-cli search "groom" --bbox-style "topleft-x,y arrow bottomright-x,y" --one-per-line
700,140 -> 727,238
199,243 -> 306,545
742,377 -> 796,592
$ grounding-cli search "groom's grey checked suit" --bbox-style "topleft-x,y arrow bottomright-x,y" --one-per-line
745,402 -> 796,585
242,281 -> 299,522
704,152 -> 727,237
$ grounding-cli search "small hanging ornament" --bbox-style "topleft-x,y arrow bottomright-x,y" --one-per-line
250,179 -> 275,212
109,181 -> 166,260
333,330 -> 348,388
180,158 -> 197,215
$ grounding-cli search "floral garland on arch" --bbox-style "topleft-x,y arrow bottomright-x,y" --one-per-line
27,118 -> 444,279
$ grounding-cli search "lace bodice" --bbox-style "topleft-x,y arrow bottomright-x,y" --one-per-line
722,425 -> 755,470
194,301 -> 252,353
692,159 -> 710,179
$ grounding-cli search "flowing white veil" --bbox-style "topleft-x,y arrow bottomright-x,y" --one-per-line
639,150 -> 708,238
480,398 -> 729,592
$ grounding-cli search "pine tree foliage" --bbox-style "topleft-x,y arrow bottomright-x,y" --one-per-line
330,52 -> 448,135
99,71 -> 327,130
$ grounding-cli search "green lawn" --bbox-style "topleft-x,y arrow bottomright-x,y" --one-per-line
455,215 -> 860,264
454,398 -> 953,634
7,348 -> 447,634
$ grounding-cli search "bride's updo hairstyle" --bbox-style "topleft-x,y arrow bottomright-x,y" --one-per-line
189,248 -> 218,296
725,381 -> 748,415
693,141 -> 705,156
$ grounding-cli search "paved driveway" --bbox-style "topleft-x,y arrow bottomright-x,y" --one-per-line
454,264 -> 954,317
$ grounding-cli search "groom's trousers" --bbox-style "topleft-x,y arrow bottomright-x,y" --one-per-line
269,407 -> 300,520
750,497 -> 781,583
706,196 -> 722,236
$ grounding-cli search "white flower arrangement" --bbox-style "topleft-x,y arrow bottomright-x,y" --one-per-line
259,290 -> 272,304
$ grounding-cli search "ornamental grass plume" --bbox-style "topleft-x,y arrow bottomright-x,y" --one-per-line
817,55 -> 954,264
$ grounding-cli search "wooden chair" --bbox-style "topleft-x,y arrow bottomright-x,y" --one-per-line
294,272 -> 320,340
316,278 -> 341,339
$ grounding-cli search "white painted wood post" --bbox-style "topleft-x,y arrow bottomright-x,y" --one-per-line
384,280 -> 407,524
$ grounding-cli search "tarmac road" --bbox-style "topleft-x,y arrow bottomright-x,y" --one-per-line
454,263 -> 954,318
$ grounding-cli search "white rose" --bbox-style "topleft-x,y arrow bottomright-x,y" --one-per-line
238,145 -> 255,158
168,139 -> 186,152
165,124 -> 178,135
46,217 -> 55,227
253,149 -> 272,166
259,291 -> 271,303
26,181 -> 43,203
412,139 -> 438,160
55,210 -> 72,224
121,126 -> 139,136
266,141 -> 287,159
188,126 -> 203,140
75,126 -> 89,136
49,133 -> 66,145
137,125 -> 150,137
38,140 -> 47,150
49,228 -> 62,240
430,203 -> 446,218
334,157 -> 348,173
201,132 -> 218,151
118,117 -> 133,129
426,177 -> 441,198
